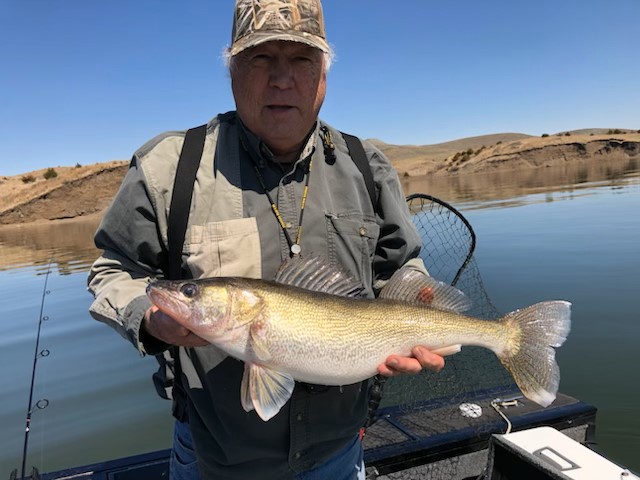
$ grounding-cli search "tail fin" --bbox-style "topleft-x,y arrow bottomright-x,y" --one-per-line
498,301 -> 571,407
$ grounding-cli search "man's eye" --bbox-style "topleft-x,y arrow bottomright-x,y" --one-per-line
251,54 -> 271,62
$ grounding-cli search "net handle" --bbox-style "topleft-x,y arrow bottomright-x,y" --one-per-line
405,193 -> 477,286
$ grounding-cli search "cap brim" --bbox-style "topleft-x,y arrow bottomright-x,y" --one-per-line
230,30 -> 329,56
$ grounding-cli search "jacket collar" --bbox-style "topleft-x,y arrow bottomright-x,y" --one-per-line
237,117 -> 318,169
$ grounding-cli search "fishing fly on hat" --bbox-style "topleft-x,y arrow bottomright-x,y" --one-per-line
230,0 -> 330,56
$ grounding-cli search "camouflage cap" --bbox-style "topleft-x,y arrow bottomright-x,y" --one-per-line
230,0 -> 329,56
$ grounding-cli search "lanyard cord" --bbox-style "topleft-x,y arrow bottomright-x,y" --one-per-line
252,157 -> 313,256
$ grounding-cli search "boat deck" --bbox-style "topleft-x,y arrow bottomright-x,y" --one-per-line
32,388 -> 596,480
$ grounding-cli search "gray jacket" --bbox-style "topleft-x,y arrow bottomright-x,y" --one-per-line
88,111 -> 423,478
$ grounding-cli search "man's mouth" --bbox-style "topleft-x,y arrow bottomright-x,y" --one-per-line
267,105 -> 295,112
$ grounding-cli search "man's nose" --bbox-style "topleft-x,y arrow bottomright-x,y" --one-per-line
269,59 -> 295,89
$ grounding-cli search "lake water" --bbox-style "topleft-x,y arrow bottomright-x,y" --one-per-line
1,157 -> 639,476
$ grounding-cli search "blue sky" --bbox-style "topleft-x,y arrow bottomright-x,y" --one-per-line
1,0 -> 639,176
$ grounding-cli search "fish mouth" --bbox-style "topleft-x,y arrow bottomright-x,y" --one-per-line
146,281 -> 192,324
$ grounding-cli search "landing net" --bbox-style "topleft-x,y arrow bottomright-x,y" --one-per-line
364,194 -> 517,479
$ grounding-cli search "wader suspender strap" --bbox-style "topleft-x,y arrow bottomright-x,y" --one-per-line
168,124 -> 207,280
165,123 -> 207,421
342,132 -> 377,208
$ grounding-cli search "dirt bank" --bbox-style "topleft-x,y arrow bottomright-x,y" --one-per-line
0,162 -> 128,225
1,132 -> 638,225
393,134 -> 640,176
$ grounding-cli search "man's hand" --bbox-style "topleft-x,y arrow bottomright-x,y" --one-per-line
143,306 -> 209,347
377,346 -> 445,377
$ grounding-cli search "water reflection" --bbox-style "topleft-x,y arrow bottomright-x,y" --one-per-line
0,157 -> 638,275
0,216 -> 101,274
401,156 -> 639,209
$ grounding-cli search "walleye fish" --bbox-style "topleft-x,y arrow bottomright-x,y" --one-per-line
147,256 -> 571,421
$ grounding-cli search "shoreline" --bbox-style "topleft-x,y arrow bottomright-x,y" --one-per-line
1,134 -> 638,226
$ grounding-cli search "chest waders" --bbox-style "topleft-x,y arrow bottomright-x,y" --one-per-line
162,123 -> 385,428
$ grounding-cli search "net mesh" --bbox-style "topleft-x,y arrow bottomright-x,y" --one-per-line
364,194 -> 518,479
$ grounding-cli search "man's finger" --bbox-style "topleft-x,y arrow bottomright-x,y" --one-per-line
412,346 -> 445,372
175,325 -> 194,338
379,356 -> 423,376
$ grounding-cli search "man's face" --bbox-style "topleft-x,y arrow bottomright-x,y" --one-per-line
231,41 -> 326,159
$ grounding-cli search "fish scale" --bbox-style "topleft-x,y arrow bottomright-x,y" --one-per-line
236,284 -> 502,385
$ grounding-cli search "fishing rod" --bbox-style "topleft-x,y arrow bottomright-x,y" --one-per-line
13,260 -> 53,480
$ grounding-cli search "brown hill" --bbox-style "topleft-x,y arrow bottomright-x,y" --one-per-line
435,134 -> 640,176
370,132 -> 532,165
1,131 -> 638,225
0,161 -> 128,225
376,132 -> 640,176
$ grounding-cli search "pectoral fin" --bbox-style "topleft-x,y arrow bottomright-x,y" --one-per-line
240,363 -> 295,421
249,316 -> 272,362
240,364 -> 254,413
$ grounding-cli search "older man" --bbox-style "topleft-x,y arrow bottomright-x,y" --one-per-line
88,1 -> 443,478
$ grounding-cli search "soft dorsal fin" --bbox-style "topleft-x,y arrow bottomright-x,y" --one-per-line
379,267 -> 472,313
275,255 -> 363,298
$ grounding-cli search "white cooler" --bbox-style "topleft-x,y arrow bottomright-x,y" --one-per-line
485,426 -> 638,480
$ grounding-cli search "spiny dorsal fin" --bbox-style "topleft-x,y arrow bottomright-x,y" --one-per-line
275,255 -> 363,298
379,267 -> 472,313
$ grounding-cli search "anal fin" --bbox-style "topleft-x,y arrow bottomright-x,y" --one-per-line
430,344 -> 462,356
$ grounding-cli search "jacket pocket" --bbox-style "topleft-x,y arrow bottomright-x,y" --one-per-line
186,218 -> 261,279
325,212 -> 380,292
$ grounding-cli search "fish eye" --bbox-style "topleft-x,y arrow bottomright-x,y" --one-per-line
180,283 -> 198,298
